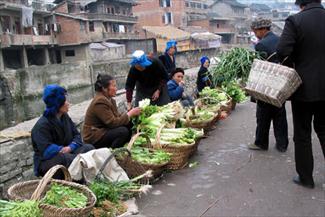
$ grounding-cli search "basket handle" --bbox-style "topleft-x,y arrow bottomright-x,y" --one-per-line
154,124 -> 166,149
266,52 -> 289,65
126,132 -> 152,150
30,165 -> 71,201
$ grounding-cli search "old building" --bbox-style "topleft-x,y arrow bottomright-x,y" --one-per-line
188,12 -> 236,43
134,0 -> 187,29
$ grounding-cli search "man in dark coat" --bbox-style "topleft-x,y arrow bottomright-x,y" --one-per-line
126,50 -> 170,110
248,18 -> 289,153
159,40 -> 177,78
277,0 -> 325,189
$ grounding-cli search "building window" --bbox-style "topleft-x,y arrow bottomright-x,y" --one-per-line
111,7 -> 115,14
116,6 -> 120,14
164,12 -> 172,24
217,24 -> 220,28
89,21 -> 94,32
160,0 -> 171,7
185,2 -> 189,7
65,50 -> 75,57
80,21 -> 85,31
203,4 -> 208,9
196,3 -> 201,9
106,7 -> 110,13
190,2 -> 195,8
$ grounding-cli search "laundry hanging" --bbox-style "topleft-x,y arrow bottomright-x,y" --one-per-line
22,6 -> 33,27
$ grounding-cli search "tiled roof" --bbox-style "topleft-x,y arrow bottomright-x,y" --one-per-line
142,26 -> 191,40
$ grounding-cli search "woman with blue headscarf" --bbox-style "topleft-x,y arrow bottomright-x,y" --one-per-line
159,40 -> 177,77
125,50 -> 170,110
31,84 -> 94,178
196,56 -> 212,93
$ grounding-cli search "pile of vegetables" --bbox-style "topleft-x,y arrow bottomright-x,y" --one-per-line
181,107 -> 215,125
200,87 -> 229,105
210,47 -> 261,86
221,81 -> 247,103
89,172 -> 152,217
157,128 -> 204,145
0,199 -> 42,217
42,183 -> 88,208
130,147 -> 171,165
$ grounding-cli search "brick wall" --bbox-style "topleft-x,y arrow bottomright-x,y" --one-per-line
134,0 -> 187,33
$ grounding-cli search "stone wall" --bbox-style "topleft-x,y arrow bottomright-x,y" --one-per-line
0,68 -> 198,199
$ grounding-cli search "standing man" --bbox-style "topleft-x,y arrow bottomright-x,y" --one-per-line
126,50 -> 170,109
159,40 -> 177,78
277,0 -> 325,189
248,18 -> 289,153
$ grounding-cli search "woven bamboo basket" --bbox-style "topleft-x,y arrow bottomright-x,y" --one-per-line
154,126 -> 195,170
245,58 -> 302,108
116,132 -> 169,179
7,165 -> 96,217
184,109 -> 221,131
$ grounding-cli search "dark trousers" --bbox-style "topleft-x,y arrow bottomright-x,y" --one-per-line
291,101 -> 325,182
94,126 -> 131,149
39,144 -> 94,179
255,101 -> 288,150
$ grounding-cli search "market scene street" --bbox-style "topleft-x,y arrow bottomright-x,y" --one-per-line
136,102 -> 325,217
1,0 -> 325,217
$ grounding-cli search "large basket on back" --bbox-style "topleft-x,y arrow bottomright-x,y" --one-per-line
154,126 -> 195,170
7,165 -> 96,217
245,58 -> 302,108
116,133 -> 169,179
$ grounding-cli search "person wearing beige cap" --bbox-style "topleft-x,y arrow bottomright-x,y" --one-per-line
248,17 -> 289,153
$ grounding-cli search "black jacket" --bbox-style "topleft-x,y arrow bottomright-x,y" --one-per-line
277,3 -> 325,102
255,31 -> 279,63
159,53 -> 176,77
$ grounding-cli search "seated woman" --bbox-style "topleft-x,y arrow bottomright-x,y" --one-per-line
83,74 -> 141,149
31,84 -> 94,178
197,56 -> 212,94
167,68 -> 194,107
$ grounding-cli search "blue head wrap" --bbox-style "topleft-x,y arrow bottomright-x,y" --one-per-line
200,56 -> 210,66
165,40 -> 177,53
129,50 -> 152,68
42,84 -> 67,117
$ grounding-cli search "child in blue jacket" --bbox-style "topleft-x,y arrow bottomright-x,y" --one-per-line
167,68 -> 194,107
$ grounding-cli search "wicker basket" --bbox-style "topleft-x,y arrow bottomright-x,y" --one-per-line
245,59 -> 302,108
154,126 -> 195,170
184,109 -> 221,131
7,165 -> 96,217
116,133 -> 169,179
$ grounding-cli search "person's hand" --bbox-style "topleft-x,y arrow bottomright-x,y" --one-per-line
152,89 -> 160,101
60,146 -> 71,154
127,102 -> 132,111
127,107 -> 141,117
179,81 -> 185,87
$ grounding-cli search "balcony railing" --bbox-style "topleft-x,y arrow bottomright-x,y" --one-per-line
0,34 -> 57,47
87,13 -> 138,23
103,32 -> 140,40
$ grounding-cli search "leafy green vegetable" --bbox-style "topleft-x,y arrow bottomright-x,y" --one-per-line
130,147 -> 171,165
89,180 -> 142,205
221,81 -> 247,103
0,199 -> 42,217
42,183 -> 87,208
200,87 -> 229,105
210,48 -> 261,86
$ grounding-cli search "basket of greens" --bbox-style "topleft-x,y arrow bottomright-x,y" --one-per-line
7,165 -> 96,217
154,125 -> 204,170
116,133 -> 171,178
182,106 -> 221,131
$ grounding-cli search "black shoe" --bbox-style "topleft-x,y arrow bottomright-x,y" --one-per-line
276,146 -> 287,152
293,176 -> 315,189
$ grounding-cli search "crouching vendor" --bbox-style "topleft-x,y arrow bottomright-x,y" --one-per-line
31,84 -> 94,178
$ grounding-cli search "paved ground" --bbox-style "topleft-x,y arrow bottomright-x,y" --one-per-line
135,102 -> 325,217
